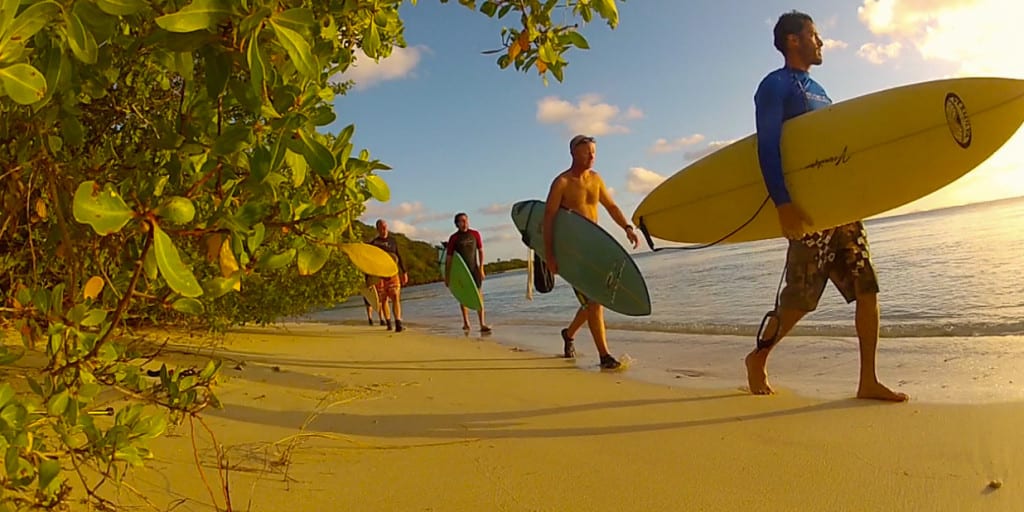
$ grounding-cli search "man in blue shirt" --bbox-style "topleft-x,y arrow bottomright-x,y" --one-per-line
745,11 -> 908,402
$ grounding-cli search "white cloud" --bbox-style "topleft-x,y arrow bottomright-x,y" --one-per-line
411,212 -> 453,223
649,134 -> 705,154
332,46 -> 427,91
389,220 -> 447,242
684,140 -> 735,161
391,219 -> 419,236
626,167 -> 667,194
854,0 -> 1024,213
856,0 -> 1024,77
623,107 -> 645,120
822,38 -> 849,50
364,201 -> 425,220
483,225 -> 521,244
857,41 -> 903,64
536,94 -> 644,136
478,203 -> 509,215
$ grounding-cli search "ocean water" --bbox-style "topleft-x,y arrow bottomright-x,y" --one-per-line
304,196 -> 1024,404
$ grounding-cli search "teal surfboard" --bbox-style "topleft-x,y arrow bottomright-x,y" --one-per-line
511,200 -> 651,317
440,250 -> 483,311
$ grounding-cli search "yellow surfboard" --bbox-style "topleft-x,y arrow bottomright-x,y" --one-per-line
633,77 -> 1024,244
339,243 -> 398,277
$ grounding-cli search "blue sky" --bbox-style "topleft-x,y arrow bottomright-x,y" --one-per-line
328,0 -> 1024,262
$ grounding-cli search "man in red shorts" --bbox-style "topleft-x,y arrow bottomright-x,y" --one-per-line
369,219 -> 408,332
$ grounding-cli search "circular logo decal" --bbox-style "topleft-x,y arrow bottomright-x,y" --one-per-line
945,93 -> 972,149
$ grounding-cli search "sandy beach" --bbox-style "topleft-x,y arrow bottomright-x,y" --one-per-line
39,322 -> 1009,512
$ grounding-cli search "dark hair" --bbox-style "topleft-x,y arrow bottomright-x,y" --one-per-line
773,10 -> 813,55
454,212 -> 467,225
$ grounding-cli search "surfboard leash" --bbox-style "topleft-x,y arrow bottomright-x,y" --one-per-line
637,195 -> 772,252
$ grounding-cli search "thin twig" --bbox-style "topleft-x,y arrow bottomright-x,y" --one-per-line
196,415 -> 233,511
189,415 -> 222,511
26,168 -> 37,279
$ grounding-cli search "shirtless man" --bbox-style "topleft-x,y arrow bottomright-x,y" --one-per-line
543,135 -> 639,370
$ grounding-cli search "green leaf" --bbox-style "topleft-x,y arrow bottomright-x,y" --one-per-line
155,196 -> 196,224
592,0 -> 619,28
171,298 -> 203,315
62,115 -> 84,147
270,7 -> 314,34
80,309 -> 107,327
0,346 -> 22,365
152,223 -> 203,298
269,20 -> 317,80
247,223 -> 266,252
365,175 -> 390,202
114,447 -> 145,466
296,245 -> 330,276
154,0 -> 229,33
97,342 -> 117,363
201,275 -> 238,299
246,29 -> 265,97
562,31 -> 590,49
73,0 -> 117,42
38,459 -> 60,491
134,413 -> 167,439
0,63 -> 46,104
310,107 -> 335,126
204,47 -> 230,98
480,1 -> 497,17
47,390 -> 69,416
334,124 -> 355,150
285,149 -> 307,187
1,2 -> 60,46
249,146 -> 271,183
212,124 -> 252,155
362,21 -> 380,58
0,0 -> 19,34
72,181 -> 135,236
199,359 -> 221,380
143,247 -> 158,280
0,383 -> 14,409
64,10 -> 98,64
257,248 -> 295,271
298,129 -> 335,177
96,0 -> 147,16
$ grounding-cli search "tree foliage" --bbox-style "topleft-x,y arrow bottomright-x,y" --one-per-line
0,0 -> 622,508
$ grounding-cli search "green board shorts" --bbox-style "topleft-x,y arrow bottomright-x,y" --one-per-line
779,221 -> 880,312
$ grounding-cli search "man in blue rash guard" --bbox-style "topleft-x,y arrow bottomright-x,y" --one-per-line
744,10 -> 908,402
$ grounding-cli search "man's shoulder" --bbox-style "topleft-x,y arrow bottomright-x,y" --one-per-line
755,68 -> 789,96
551,169 -> 572,183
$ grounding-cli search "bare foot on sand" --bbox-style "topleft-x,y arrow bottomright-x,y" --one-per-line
745,350 -> 774,395
857,380 -> 909,402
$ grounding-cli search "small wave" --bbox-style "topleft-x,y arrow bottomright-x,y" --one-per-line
493,318 -> 1024,339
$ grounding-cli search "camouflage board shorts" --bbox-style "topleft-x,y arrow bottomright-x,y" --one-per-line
779,221 -> 880,312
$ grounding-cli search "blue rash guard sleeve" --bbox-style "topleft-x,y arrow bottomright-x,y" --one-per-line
754,72 -> 792,206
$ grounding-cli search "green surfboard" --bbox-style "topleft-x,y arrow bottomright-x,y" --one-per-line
440,249 -> 483,311
511,199 -> 651,317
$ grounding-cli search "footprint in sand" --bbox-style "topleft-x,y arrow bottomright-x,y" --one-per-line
668,368 -> 704,378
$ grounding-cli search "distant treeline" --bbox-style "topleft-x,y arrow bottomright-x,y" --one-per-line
485,258 -> 528,274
